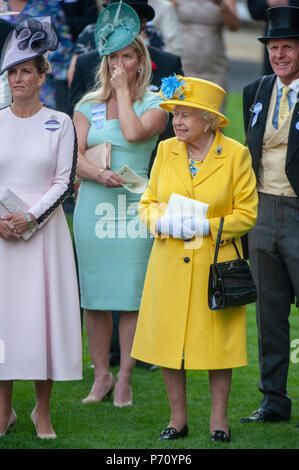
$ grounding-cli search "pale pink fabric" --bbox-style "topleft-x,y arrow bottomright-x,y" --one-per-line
0,107 -> 82,380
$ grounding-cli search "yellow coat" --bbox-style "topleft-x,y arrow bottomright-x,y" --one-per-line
131,131 -> 258,370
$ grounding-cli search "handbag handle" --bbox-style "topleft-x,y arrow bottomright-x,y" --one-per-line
213,217 -> 242,264
244,75 -> 266,146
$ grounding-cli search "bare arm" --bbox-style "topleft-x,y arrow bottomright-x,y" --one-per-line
111,64 -> 168,143
210,0 -> 241,31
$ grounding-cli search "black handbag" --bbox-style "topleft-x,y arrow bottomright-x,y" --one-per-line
208,218 -> 257,310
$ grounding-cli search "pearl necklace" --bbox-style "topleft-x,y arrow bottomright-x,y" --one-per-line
187,133 -> 214,162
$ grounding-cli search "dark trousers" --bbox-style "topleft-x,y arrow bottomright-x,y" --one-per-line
248,192 -> 299,418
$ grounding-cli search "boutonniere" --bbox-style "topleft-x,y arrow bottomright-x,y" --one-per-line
151,61 -> 158,71
250,102 -> 262,127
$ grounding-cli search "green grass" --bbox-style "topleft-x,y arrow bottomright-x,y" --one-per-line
224,92 -> 245,143
1,93 -> 299,450
1,305 -> 299,450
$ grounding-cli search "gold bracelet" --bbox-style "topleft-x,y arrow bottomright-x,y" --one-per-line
96,168 -> 105,183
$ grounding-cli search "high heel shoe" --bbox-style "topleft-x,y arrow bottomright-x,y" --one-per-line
0,409 -> 17,436
82,372 -> 115,404
113,383 -> 133,408
31,408 -> 57,439
210,428 -> 231,443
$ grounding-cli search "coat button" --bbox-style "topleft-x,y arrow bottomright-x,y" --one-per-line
184,257 -> 190,263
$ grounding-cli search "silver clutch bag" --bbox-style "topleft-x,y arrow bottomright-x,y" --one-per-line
0,189 -> 35,240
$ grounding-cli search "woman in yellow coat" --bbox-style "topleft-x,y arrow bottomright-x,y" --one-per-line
131,76 -> 258,443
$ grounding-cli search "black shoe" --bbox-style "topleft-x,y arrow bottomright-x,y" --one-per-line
136,360 -> 159,371
158,424 -> 188,441
240,407 -> 290,423
210,428 -> 231,443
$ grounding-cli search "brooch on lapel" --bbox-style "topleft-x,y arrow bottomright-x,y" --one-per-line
250,102 -> 262,127
43,115 -> 61,132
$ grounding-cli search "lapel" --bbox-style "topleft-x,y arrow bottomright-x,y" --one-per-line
286,95 -> 299,166
170,140 -> 193,197
248,75 -> 276,157
192,131 -> 225,188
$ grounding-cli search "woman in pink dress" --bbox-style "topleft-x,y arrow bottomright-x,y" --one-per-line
0,16 -> 82,439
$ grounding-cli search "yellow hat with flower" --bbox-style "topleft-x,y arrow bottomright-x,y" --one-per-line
159,75 -> 229,127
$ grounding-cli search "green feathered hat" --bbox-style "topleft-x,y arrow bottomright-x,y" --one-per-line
95,0 -> 140,57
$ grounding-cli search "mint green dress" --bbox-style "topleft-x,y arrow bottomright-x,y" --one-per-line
73,92 -> 166,310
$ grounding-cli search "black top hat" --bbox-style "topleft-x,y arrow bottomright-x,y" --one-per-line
105,1 -> 155,22
0,18 -> 14,55
258,6 -> 299,44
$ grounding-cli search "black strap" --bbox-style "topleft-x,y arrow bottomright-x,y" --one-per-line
244,75 -> 266,146
214,218 -> 242,264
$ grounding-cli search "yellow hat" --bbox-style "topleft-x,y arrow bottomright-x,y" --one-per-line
159,75 -> 229,127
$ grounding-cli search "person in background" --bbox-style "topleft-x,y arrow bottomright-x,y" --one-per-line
73,2 -> 167,407
148,0 -> 183,55
131,75 -> 258,442
5,0 -> 73,111
175,0 -> 240,110
58,0 -> 99,41
240,6 -> 299,427
0,7 -> 16,109
0,16 -> 82,439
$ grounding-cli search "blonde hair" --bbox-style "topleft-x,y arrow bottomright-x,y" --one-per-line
77,35 -> 152,106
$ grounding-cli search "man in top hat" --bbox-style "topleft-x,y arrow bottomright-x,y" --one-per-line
240,5 -> 299,425
67,0 -> 183,118
247,1 -> 299,75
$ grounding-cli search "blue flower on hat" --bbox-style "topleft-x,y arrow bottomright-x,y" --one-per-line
160,75 -> 185,100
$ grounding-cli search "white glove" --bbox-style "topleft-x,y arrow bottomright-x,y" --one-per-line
182,217 -> 210,239
156,215 -> 193,239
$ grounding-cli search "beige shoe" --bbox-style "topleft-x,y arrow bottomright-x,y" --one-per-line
82,372 -> 115,404
113,383 -> 133,408
0,408 -> 17,436
31,408 -> 57,439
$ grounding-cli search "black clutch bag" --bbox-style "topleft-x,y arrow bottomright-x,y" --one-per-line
208,218 -> 257,310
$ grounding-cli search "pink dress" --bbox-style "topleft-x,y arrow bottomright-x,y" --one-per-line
0,106 -> 82,381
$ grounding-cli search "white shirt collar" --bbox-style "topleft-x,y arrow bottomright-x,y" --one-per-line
277,76 -> 299,94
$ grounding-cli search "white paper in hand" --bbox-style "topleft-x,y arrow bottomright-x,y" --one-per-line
116,165 -> 148,194
164,193 -> 209,218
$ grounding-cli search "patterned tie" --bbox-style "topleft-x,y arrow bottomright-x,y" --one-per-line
278,86 -> 292,127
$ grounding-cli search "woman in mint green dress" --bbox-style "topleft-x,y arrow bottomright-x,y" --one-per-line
73,3 -> 167,408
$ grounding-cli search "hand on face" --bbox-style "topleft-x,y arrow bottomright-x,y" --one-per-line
110,62 -> 129,91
